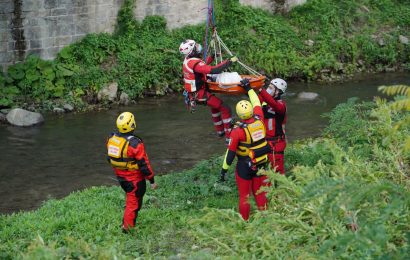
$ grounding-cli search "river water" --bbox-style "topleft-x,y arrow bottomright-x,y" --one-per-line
0,72 -> 409,214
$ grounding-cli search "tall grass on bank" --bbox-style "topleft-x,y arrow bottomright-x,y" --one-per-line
1,95 -> 409,258
192,97 -> 409,259
0,156 -> 237,259
1,0 -> 409,110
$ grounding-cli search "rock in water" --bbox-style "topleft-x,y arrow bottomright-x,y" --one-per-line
297,92 -> 319,101
6,108 -> 44,126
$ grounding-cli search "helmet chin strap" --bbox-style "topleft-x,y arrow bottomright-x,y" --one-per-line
189,51 -> 202,59
275,90 -> 284,100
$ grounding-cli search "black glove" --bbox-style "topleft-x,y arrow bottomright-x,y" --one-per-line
264,77 -> 271,88
240,78 -> 251,92
220,168 -> 227,182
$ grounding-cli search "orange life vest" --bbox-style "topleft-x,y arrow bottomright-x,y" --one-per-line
107,134 -> 139,170
236,116 -> 269,166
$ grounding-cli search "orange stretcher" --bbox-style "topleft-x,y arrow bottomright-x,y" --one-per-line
206,75 -> 266,95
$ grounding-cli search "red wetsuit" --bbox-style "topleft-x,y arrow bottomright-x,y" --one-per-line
224,105 -> 271,220
182,55 -> 233,137
258,89 -> 287,174
108,132 -> 155,231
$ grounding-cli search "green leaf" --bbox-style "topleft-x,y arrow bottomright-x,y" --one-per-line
6,86 -> 20,95
42,67 -> 55,81
59,47 -> 72,60
74,88 -> 85,96
25,69 -> 40,82
4,76 -> 14,84
0,97 -> 12,106
53,85 -> 64,97
56,64 -> 74,77
44,80 -> 55,91
36,60 -> 51,70
55,78 -> 66,87
8,66 -> 25,80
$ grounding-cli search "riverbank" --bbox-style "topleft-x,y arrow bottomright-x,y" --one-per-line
1,95 -> 408,258
1,0 -> 409,112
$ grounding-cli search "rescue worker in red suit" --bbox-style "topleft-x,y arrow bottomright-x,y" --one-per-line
258,78 -> 287,174
179,39 -> 238,140
220,79 -> 272,221
107,112 -> 157,233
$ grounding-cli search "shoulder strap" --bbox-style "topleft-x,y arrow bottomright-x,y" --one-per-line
235,121 -> 247,128
127,135 -> 142,148
183,58 -> 202,73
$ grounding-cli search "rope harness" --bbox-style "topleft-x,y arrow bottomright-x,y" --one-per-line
183,0 -> 264,112
203,0 -> 261,77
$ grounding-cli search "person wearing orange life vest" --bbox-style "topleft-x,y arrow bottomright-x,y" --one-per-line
180,39 -> 238,140
106,112 -> 157,233
220,78 -> 272,221
257,78 -> 287,174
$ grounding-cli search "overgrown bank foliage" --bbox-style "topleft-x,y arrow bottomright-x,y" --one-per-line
1,95 -> 409,258
1,0 -> 409,109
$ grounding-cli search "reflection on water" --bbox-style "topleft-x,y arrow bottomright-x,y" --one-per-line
0,72 -> 409,213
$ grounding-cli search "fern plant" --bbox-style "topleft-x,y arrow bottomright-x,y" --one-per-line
378,85 -> 410,151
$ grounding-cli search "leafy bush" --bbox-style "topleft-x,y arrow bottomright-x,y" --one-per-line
189,96 -> 409,259
0,56 -> 79,108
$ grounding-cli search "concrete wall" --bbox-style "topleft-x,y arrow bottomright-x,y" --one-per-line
1,0 -> 306,70
134,0 -> 208,29
240,0 -> 307,13
1,0 -> 123,70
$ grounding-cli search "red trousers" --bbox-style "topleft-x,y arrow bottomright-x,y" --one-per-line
268,139 -> 286,174
235,171 -> 268,221
197,88 -> 232,138
117,178 -> 146,230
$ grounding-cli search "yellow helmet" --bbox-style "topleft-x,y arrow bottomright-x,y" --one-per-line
116,112 -> 136,133
236,100 -> 253,120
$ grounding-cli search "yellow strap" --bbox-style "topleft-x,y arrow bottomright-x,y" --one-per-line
248,89 -> 261,108
222,149 -> 230,170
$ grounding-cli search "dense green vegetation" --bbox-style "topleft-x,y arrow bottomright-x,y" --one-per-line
0,0 -> 409,110
1,94 -> 409,258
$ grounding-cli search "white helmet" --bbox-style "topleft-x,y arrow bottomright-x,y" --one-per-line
270,78 -> 287,93
179,39 -> 202,56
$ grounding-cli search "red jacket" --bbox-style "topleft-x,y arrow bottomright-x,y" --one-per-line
182,56 -> 231,92
258,89 -> 287,138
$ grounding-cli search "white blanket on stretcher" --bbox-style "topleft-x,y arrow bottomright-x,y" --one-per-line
215,72 -> 242,84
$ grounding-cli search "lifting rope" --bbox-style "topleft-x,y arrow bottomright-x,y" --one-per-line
214,31 -> 262,76
203,0 -> 215,61
203,0 -> 262,77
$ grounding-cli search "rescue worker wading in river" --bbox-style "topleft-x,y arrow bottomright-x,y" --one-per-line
220,78 -> 272,221
106,112 -> 157,233
180,39 -> 238,140
258,78 -> 287,174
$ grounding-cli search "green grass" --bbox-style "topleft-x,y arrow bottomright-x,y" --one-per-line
1,96 -> 409,259
0,156 -> 239,259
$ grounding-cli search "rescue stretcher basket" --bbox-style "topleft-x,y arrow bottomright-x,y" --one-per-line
206,75 -> 266,95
